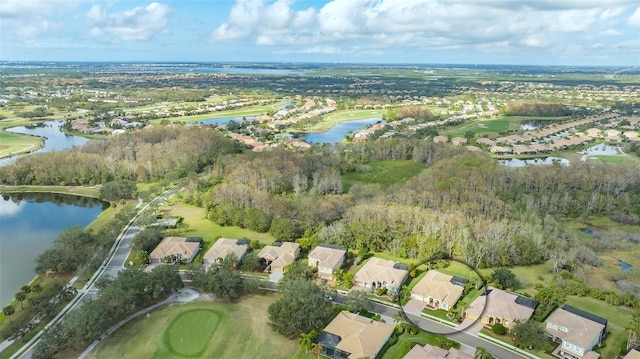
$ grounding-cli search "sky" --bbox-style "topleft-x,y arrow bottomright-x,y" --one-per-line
1,0 -> 639,66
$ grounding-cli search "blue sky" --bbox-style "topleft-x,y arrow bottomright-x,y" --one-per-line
1,0 -> 639,66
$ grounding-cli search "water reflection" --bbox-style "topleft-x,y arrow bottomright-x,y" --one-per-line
498,157 -> 570,167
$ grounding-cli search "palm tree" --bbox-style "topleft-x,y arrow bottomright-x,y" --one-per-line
393,310 -> 407,325
627,316 -> 640,351
21,285 -> 31,295
299,330 -> 315,355
311,342 -> 323,359
2,305 -> 15,323
15,291 -> 26,310
31,284 -> 43,294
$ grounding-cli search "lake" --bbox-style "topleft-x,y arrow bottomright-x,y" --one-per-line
190,116 -> 257,127
301,117 -> 384,144
579,144 -> 620,155
498,157 -> 570,167
0,120 -> 90,166
0,192 -> 107,307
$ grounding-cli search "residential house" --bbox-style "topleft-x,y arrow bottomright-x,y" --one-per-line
203,238 -> 249,267
545,305 -> 607,359
149,236 -> 202,264
489,145 -> 513,155
410,270 -> 467,311
403,343 -> 473,359
316,311 -> 394,359
465,287 -> 537,330
257,242 -> 301,272
308,245 -> 347,281
450,137 -> 467,146
353,257 -> 408,292
476,138 -> 496,146
433,135 -> 448,144
623,348 -> 640,359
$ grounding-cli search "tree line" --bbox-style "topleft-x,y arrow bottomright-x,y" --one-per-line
32,266 -> 183,359
0,126 -> 243,186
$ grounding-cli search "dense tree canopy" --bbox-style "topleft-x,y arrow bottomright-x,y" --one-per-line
268,278 -> 330,338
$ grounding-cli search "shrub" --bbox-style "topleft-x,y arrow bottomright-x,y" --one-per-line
492,323 -> 507,335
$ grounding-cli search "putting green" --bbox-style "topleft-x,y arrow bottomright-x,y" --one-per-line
163,309 -> 220,357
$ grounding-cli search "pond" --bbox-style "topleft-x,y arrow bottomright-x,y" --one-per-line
619,260 -> 632,272
300,117 -> 384,144
498,157 -> 570,167
520,120 -> 552,131
0,192 -> 107,307
190,116 -> 257,127
0,120 -> 89,166
579,144 -> 620,156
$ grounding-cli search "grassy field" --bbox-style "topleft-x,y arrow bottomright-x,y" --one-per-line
341,160 -> 425,191
0,130 -> 43,158
86,295 -> 299,359
305,109 -> 384,132
164,202 -> 276,245
441,115 -> 570,138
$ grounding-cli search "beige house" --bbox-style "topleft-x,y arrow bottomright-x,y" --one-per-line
476,138 -> 496,146
465,287 -> 537,329
450,137 -> 467,146
203,238 -> 249,267
308,245 -> 347,280
623,349 -> 640,359
403,343 -> 473,359
317,311 -> 394,359
354,257 -> 408,291
433,135 -> 448,144
545,305 -> 607,359
410,270 -> 465,311
149,236 -> 202,264
257,242 -> 301,272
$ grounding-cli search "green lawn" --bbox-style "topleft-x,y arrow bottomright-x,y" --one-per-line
0,130 -> 43,158
87,295 -> 299,359
165,202 -> 276,245
441,115 -> 570,138
341,160 -> 425,191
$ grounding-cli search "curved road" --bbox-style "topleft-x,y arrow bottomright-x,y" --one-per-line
333,294 -> 529,359
10,186 -> 182,359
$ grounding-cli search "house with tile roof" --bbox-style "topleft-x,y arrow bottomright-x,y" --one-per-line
203,238 -> 249,267
464,287 -> 537,330
257,242 -> 300,272
410,270 -> 466,311
316,311 -> 394,359
403,343 -> 473,359
149,236 -> 202,264
308,245 -> 347,281
545,305 -> 607,359
354,257 -> 408,292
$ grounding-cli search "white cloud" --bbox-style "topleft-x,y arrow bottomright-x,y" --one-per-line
629,6 -> 640,27
208,0 -> 637,58
602,29 -> 623,36
87,2 -> 172,41
0,0 -> 83,38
